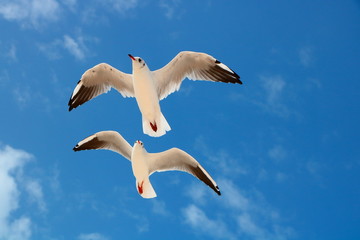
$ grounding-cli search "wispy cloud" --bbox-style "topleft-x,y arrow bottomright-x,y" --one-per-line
184,137 -> 295,240
80,0 -> 139,25
11,81 -> 55,112
37,39 -> 63,60
122,209 -> 149,233
7,44 -> 17,61
38,33 -> 95,61
0,0 -> 61,29
101,0 -> 139,14
229,74 -> 296,118
0,70 -> 10,87
63,35 -> 87,60
217,179 -> 250,212
48,164 -> 62,199
63,0 -> 77,12
78,233 -> 108,240
0,145 -> 33,240
0,43 -> 17,62
299,46 -> 314,67
261,75 -> 285,105
258,74 -> 291,117
237,212 -> 294,240
159,0 -> 183,20
13,85 -> 32,108
183,178 -> 295,240
185,182 -> 208,204
182,204 -> 236,240
194,136 -> 247,176
25,180 -> 47,212
268,145 -> 287,163
151,199 -> 169,216
237,213 -> 268,239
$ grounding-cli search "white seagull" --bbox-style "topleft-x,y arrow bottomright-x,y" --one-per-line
73,130 -> 221,198
68,51 -> 241,137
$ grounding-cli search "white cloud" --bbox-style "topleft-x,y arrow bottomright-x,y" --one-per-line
0,145 -> 33,240
49,165 -> 62,199
0,43 -> 17,61
151,199 -> 168,216
182,204 -> 236,240
299,46 -> 313,67
183,174 -> 295,240
159,0 -> 181,19
37,39 -> 63,60
0,0 -> 61,29
122,209 -> 149,233
219,179 -> 294,240
78,233 -> 108,240
11,82 -> 54,111
7,44 -> 17,61
275,172 -> 287,182
63,0 -> 77,11
217,179 -> 250,212
39,34 -> 94,61
13,85 -> 31,108
25,180 -> 46,212
261,75 -> 285,105
0,70 -> 10,87
229,74 -> 296,118
194,136 -> 247,176
186,182 -> 207,204
268,145 -> 287,163
63,35 -> 87,60
237,213 -> 294,240
101,0 -> 139,14
237,213 -> 267,240
257,75 -> 292,117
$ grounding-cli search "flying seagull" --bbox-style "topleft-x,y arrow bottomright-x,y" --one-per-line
73,130 -> 221,198
68,51 -> 241,137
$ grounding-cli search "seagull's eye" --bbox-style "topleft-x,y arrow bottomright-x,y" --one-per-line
138,59 -> 142,62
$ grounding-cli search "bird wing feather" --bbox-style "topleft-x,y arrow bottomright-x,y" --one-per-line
73,130 -> 132,161
68,63 -> 134,111
147,148 -> 220,195
152,51 -> 241,100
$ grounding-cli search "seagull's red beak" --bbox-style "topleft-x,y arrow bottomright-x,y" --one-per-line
128,54 -> 136,61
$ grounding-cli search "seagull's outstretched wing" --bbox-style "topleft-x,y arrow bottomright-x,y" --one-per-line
147,148 -> 221,195
73,131 -> 132,161
68,63 -> 134,111
153,51 -> 241,100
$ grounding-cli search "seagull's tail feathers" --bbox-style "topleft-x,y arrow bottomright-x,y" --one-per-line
142,112 -> 171,137
137,178 -> 157,199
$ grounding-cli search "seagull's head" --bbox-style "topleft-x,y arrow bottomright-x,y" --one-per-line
128,54 -> 146,69
134,140 -> 144,148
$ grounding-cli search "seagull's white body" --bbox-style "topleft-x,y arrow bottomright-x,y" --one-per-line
131,140 -> 157,198
68,51 -> 241,137
73,130 -> 221,198
131,58 -> 170,137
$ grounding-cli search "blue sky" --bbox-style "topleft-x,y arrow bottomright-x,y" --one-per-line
0,0 -> 359,239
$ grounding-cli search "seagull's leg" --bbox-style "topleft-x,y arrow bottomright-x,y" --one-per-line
150,122 -> 157,132
137,180 -> 144,194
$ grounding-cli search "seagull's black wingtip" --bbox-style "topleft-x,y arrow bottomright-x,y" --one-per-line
68,96 -> 74,111
216,186 -> 221,196
73,145 -> 79,151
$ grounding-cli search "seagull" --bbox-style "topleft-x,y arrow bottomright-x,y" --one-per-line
68,51 -> 241,137
73,130 -> 221,198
